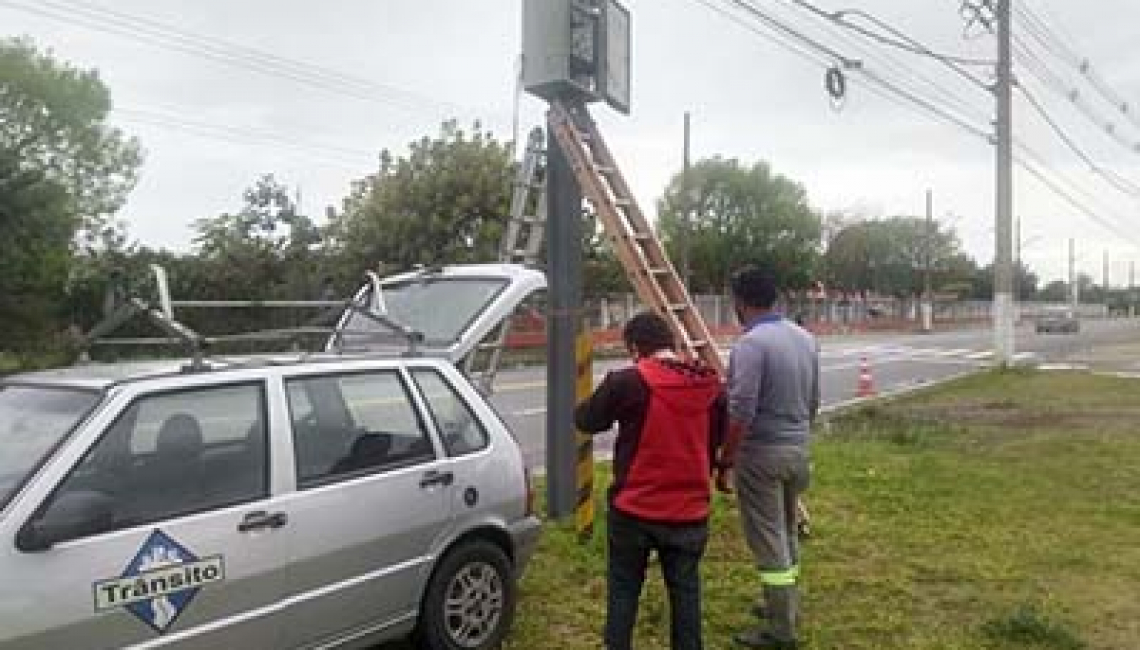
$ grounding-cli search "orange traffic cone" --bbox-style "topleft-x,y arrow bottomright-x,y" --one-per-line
857,356 -> 876,397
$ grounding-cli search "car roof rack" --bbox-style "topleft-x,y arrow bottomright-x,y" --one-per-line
80,265 -> 425,371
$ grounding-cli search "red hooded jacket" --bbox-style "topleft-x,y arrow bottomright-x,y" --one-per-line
575,357 -> 726,524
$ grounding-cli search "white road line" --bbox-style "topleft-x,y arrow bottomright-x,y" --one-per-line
964,350 -> 995,360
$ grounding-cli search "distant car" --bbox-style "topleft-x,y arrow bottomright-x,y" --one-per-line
1035,307 -> 1079,334
0,263 -> 545,650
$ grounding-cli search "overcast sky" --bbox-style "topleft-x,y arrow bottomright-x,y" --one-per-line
4,0 -> 1140,285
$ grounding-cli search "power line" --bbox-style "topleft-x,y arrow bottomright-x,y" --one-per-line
1013,39 -> 1140,156
723,0 -> 994,131
1014,2 -> 1140,133
115,108 -> 377,168
782,0 -> 993,86
766,0 -> 993,127
0,0 -> 508,122
687,0 -> 833,69
693,0 -> 1140,248
1017,85 -> 1140,199
1016,157 -> 1140,246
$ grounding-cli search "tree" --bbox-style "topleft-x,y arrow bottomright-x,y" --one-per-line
823,217 -> 967,298
657,157 -> 821,293
1039,279 -> 1069,303
0,151 -> 74,349
0,37 -> 142,242
330,121 -> 514,273
191,175 -> 335,327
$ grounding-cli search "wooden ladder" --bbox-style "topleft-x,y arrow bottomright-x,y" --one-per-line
548,100 -> 724,374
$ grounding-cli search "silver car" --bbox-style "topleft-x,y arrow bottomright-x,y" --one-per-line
0,264 -> 544,650
1035,307 -> 1079,334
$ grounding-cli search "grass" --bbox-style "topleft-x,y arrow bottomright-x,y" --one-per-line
506,370 -> 1140,649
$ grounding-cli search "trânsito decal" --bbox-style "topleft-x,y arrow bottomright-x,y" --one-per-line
93,530 -> 225,633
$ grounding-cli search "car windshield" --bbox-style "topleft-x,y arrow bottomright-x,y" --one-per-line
341,276 -> 508,346
0,385 -> 99,510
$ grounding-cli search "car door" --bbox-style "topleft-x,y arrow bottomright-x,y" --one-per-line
270,366 -> 456,648
1,377 -> 293,650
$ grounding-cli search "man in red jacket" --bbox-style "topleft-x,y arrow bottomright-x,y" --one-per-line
576,312 -> 726,650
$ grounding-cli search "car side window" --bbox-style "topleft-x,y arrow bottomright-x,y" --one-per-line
40,383 -> 268,539
286,371 -> 435,488
411,368 -> 489,457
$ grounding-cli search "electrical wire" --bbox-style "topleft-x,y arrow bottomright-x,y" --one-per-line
1016,86 -> 1140,199
766,0 -> 993,128
1014,1 -> 1140,133
1013,37 -> 1140,155
782,0 -> 994,83
0,0 -> 509,123
114,108 -> 377,168
693,0 -> 1140,246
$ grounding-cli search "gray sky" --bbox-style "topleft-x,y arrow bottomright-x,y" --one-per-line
4,0 -> 1140,285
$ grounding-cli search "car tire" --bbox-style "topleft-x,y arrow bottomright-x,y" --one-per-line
414,540 -> 516,650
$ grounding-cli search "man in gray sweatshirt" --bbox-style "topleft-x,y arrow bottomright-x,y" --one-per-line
715,267 -> 819,650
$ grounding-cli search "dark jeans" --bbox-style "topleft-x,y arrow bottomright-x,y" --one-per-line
605,508 -> 709,650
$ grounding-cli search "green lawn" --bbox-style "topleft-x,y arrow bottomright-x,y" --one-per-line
507,370 -> 1140,649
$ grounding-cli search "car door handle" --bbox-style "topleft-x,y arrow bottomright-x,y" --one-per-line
238,511 -> 288,532
420,470 -> 455,489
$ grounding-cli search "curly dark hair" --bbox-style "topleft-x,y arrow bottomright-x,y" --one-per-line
622,311 -> 675,357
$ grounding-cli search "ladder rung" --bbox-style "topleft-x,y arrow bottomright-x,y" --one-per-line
648,267 -> 670,275
614,198 -> 633,208
667,303 -> 689,312
594,165 -> 617,175
690,340 -> 711,348
632,232 -> 652,241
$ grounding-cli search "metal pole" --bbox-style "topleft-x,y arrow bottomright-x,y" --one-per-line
993,0 -> 1016,364
545,105 -> 583,521
922,189 -> 933,332
681,111 -> 692,288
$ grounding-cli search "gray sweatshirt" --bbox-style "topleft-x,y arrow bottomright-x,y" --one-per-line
727,316 -> 820,446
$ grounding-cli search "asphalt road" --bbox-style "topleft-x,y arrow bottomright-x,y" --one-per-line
488,317 -> 1140,468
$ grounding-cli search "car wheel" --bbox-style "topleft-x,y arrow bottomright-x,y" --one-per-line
415,540 -> 516,650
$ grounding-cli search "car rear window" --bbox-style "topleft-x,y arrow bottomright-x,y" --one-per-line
0,385 -> 99,510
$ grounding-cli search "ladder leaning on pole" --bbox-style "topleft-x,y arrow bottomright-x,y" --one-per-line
547,100 -> 724,374
463,127 -> 549,393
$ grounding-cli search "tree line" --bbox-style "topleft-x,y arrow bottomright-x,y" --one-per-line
4,37 -> 1111,366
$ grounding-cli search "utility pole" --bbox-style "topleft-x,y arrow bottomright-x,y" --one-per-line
1068,238 -> 1077,309
993,0 -> 1016,364
922,189 -> 933,332
1014,217 -> 1021,299
1103,249 -> 1110,295
681,111 -> 692,287
1130,260 -> 1136,317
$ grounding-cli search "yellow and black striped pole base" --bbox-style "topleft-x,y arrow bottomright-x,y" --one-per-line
575,329 -> 595,541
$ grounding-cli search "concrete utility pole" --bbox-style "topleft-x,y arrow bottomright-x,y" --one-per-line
993,0 -> 1016,364
1131,260 -> 1136,317
1068,238 -> 1077,308
681,112 -> 692,287
1103,249 -> 1110,294
922,189 -> 933,332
